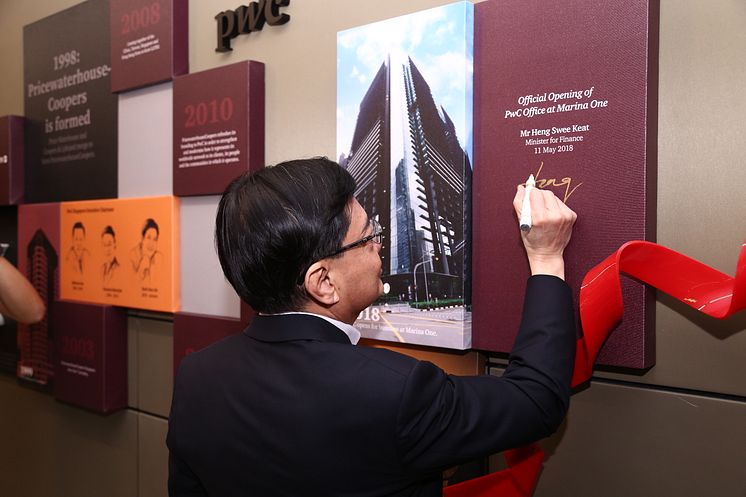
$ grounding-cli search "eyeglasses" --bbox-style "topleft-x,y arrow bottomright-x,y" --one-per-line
322,218 -> 383,259
296,218 -> 383,286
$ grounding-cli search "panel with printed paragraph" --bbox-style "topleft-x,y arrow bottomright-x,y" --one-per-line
0,116 -> 24,205
60,196 -> 179,312
16,203 -> 59,388
472,0 -> 658,368
172,61 -> 265,196
110,0 -> 188,92
53,300 -> 128,413
24,0 -> 118,202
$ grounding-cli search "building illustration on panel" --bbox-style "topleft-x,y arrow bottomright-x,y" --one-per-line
337,2 -> 473,349
18,229 -> 58,386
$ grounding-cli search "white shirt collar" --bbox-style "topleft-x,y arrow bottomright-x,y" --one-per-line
262,311 -> 361,345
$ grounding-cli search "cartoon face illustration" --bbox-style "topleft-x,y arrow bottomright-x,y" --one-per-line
142,226 -> 158,256
101,229 -> 116,261
72,225 -> 86,254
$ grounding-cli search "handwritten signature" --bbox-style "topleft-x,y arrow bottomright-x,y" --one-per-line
520,161 -> 583,203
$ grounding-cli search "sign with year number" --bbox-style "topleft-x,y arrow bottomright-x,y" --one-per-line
172,61 -> 265,196
53,301 -> 128,413
110,0 -> 188,92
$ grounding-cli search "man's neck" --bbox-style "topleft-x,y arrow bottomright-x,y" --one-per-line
300,301 -> 354,325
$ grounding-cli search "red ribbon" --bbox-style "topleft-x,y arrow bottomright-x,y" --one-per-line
445,240 -> 746,497
572,240 -> 746,387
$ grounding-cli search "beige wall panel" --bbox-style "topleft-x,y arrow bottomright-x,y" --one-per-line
131,315 -> 174,417
0,375 -> 138,497
188,0 -> 460,165
533,382 -> 746,497
139,413 -> 169,497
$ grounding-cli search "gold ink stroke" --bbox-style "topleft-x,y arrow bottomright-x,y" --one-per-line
519,161 -> 583,203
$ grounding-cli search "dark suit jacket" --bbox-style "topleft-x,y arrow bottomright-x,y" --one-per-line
167,275 -> 575,497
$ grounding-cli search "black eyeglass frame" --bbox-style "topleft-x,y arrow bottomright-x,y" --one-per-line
296,218 -> 383,286
320,218 -> 382,259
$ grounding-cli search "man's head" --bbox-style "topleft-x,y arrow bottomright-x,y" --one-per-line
141,218 -> 160,256
101,225 -> 116,259
72,222 -> 85,252
216,157 -> 383,321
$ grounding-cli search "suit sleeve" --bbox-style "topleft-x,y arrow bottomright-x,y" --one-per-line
395,275 -> 576,471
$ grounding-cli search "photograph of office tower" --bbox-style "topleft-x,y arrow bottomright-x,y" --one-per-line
337,2 -> 473,349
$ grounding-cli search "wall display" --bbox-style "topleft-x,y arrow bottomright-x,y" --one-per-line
16,203 -> 59,388
110,0 -> 188,93
337,2 -> 474,349
60,196 -> 180,312
172,61 -> 265,196
0,207 -> 19,375
0,116 -> 24,205
23,0 -> 118,202
53,301 -> 128,413
472,0 -> 658,368
214,0 -> 291,52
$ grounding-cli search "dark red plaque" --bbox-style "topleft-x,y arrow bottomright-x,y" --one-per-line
53,301 -> 128,413
0,207 -> 18,374
472,0 -> 658,369
172,302 -> 254,377
0,116 -> 24,205
172,61 -> 265,196
110,0 -> 188,92
17,203 -> 60,388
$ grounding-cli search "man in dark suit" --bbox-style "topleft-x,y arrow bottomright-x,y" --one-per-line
167,157 -> 577,497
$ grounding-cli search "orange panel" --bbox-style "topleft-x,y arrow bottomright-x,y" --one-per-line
60,196 -> 179,312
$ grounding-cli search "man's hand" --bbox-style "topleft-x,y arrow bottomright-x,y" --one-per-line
513,186 -> 577,280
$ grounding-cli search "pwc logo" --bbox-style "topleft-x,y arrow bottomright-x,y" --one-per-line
215,0 -> 290,52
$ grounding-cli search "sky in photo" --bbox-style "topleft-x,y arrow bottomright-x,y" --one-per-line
336,2 -> 473,160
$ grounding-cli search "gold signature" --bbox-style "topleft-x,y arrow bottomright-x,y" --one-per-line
520,161 -> 583,203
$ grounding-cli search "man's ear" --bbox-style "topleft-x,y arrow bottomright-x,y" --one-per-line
303,261 -> 339,305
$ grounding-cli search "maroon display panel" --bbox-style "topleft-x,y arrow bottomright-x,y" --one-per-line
472,0 -> 658,368
172,61 -> 265,196
53,301 -> 127,413
172,302 -> 254,377
0,207 -> 19,374
110,0 -> 188,93
24,0 -> 119,202
17,203 -> 60,388
0,116 -> 24,205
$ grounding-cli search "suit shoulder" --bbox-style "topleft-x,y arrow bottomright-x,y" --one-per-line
175,332 -> 245,377
348,344 -> 425,378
